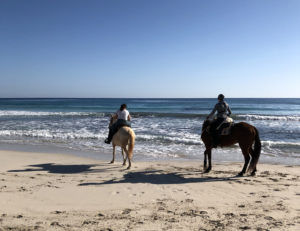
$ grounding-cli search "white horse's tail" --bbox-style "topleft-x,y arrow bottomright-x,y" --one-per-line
128,128 -> 135,159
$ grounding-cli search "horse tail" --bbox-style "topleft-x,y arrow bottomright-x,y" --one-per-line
128,128 -> 135,159
249,127 -> 261,172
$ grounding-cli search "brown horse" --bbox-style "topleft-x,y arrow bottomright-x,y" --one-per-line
201,119 -> 261,176
109,116 -> 135,169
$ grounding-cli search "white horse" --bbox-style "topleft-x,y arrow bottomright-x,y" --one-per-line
109,116 -> 135,169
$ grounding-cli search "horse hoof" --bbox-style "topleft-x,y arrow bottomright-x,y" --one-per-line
237,172 -> 244,177
251,171 -> 256,176
204,168 -> 211,174
126,167 -> 131,170
109,161 -> 114,164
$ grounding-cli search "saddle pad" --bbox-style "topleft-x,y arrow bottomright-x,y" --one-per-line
219,123 -> 234,136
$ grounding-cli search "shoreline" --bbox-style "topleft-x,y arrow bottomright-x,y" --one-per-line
0,142 -> 299,166
0,149 -> 299,230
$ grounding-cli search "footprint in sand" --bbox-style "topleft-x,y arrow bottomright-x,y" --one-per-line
239,226 -> 251,230
277,173 -> 288,177
264,216 -> 275,221
122,209 -> 131,214
52,211 -> 65,214
224,212 -> 235,217
82,220 -> 98,225
200,211 -> 208,215
268,178 -> 279,182
50,221 -> 63,227
18,186 -> 27,192
261,195 -> 269,198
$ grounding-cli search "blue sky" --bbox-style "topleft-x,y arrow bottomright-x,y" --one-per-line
0,0 -> 299,98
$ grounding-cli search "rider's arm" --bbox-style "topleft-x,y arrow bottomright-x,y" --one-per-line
227,105 -> 232,116
207,105 -> 217,119
127,114 -> 131,121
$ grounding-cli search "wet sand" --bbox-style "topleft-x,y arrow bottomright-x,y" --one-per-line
0,150 -> 299,230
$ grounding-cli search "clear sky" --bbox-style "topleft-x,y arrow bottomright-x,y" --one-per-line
0,0 -> 299,98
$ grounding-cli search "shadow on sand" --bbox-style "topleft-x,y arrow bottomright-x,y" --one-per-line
7,163 -> 119,174
79,169 -> 239,186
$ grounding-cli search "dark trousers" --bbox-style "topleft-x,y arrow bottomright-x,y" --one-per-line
107,119 -> 131,142
209,118 -> 225,146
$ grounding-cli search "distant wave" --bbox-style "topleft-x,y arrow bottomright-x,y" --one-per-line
262,140 -> 300,148
1,110 -> 300,121
237,114 -> 300,121
136,134 -> 202,145
131,112 -> 206,118
0,129 -> 202,146
133,113 -> 300,121
0,129 -> 105,140
0,110 -> 107,117
0,110 -> 206,119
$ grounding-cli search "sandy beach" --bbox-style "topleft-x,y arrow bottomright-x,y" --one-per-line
0,150 -> 299,231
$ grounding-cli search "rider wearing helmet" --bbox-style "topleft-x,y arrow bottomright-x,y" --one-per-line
104,104 -> 131,144
207,94 -> 232,147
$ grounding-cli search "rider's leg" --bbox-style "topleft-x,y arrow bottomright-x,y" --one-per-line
211,118 -> 224,147
105,122 -> 119,144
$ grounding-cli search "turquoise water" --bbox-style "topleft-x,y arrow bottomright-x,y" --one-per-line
0,98 -> 299,164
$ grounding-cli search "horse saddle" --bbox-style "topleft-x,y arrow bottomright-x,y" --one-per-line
216,117 -> 234,136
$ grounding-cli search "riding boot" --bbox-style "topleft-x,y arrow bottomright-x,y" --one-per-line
104,128 -> 113,144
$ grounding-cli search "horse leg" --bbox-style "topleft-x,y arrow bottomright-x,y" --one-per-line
238,146 -> 250,176
249,148 -> 257,176
124,148 -> 131,170
203,150 -> 207,171
110,145 -> 116,164
122,148 -> 127,166
204,149 -> 212,173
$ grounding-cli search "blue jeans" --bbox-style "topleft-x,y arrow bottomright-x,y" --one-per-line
107,119 -> 131,142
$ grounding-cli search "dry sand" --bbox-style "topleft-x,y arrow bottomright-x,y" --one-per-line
0,150 -> 299,231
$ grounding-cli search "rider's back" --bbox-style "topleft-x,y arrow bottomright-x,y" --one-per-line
214,101 -> 230,119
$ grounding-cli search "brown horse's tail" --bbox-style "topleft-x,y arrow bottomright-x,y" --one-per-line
128,129 -> 135,159
249,127 -> 261,172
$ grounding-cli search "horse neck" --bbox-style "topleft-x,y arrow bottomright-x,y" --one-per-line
202,120 -> 210,132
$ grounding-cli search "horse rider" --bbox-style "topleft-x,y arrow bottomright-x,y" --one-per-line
104,104 -> 132,144
206,94 -> 232,147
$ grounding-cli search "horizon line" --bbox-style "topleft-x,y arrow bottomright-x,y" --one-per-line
0,97 -> 299,99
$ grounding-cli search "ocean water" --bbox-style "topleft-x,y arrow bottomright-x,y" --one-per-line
0,98 -> 299,165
